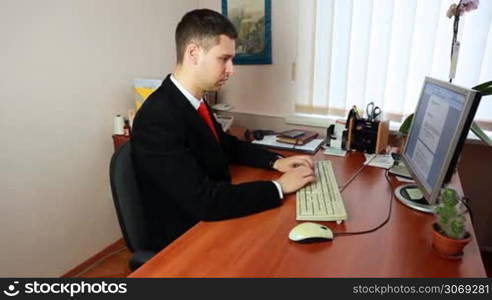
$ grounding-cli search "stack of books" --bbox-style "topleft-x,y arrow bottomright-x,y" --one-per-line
276,130 -> 318,145
251,129 -> 323,154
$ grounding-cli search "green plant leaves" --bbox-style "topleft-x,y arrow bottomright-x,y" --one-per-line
442,188 -> 458,206
435,188 -> 466,239
450,217 -> 465,239
399,113 -> 414,135
473,80 -> 492,95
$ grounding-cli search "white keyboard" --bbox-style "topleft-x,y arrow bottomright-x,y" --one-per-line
296,160 -> 348,222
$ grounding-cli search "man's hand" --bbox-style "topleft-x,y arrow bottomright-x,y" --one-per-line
273,155 -> 314,173
276,166 -> 316,194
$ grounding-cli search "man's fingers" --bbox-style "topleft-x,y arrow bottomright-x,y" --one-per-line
296,166 -> 315,177
303,175 -> 316,184
302,156 -> 315,168
278,166 -> 317,193
291,157 -> 314,169
293,156 -> 314,168
291,158 -> 310,168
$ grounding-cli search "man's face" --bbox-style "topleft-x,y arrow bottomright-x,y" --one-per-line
195,35 -> 235,91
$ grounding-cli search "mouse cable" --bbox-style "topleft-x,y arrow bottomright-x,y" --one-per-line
338,153 -> 378,193
334,169 -> 394,237
461,196 -> 474,225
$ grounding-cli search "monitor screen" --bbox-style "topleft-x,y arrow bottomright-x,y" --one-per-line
402,77 -> 481,205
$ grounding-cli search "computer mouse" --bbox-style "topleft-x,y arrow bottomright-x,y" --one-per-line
288,222 -> 334,243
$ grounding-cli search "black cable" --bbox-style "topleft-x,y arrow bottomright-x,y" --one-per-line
338,153 -> 378,193
461,196 -> 474,225
334,169 -> 394,237
332,151 -> 473,237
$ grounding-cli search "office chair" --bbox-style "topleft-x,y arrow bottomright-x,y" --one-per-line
109,141 -> 156,271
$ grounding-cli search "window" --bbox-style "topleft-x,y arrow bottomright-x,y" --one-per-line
295,0 -> 492,129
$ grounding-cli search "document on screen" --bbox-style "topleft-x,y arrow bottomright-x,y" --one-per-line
413,95 -> 449,178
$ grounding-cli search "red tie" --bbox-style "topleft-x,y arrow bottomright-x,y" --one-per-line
197,102 -> 219,141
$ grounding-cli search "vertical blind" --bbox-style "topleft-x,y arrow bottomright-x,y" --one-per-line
295,0 -> 492,127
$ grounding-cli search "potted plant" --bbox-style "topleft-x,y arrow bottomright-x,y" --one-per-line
432,187 -> 471,259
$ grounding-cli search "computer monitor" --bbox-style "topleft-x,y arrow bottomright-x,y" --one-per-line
395,77 -> 482,213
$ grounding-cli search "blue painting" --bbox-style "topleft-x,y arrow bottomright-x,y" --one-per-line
222,0 -> 272,65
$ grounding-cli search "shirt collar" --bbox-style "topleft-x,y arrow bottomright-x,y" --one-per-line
170,74 -> 202,110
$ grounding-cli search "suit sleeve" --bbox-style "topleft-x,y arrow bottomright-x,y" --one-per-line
219,132 -> 280,169
132,108 -> 281,222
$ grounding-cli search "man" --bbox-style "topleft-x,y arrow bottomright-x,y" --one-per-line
131,9 -> 315,251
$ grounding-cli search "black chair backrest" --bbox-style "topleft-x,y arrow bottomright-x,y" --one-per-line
109,142 -> 151,252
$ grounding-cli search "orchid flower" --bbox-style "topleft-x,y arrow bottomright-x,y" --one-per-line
447,0 -> 479,18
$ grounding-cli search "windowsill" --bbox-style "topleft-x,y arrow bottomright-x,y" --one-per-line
285,113 -> 492,144
285,113 -> 401,130
285,113 -> 340,128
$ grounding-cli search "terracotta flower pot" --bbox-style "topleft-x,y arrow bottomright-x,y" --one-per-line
432,223 -> 471,259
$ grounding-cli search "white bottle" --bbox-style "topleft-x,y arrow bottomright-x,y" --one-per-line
113,114 -> 125,135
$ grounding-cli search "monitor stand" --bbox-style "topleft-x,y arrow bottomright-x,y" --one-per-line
394,184 -> 435,213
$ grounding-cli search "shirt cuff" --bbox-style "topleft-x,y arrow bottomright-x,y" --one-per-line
271,180 -> 284,199
268,154 -> 284,170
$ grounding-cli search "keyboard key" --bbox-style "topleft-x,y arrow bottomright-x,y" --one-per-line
296,160 -> 347,222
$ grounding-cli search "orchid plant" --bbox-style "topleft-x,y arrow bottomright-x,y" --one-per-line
446,0 -> 479,83
399,0 -> 491,146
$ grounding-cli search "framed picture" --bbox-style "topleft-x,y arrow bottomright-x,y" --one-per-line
222,0 -> 272,65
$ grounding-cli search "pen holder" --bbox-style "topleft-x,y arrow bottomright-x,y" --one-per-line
347,118 -> 389,154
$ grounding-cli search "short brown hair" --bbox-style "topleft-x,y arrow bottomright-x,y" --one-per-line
175,9 -> 238,64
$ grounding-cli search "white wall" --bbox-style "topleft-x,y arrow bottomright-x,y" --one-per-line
199,0 -> 299,117
0,0 -> 198,277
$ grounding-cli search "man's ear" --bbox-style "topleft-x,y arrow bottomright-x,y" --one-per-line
186,43 -> 200,65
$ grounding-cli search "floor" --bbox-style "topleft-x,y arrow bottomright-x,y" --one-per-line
75,247 -> 492,278
76,247 -> 132,278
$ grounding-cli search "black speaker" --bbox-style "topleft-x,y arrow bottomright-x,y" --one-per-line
244,130 -> 275,141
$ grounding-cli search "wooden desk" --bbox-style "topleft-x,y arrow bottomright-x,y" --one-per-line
129,150 -> 486,277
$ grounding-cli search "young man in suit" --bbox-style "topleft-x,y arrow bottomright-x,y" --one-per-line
131,9 -> 315,251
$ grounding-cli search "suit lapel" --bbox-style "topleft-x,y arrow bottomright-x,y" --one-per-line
163,76 -> 226,160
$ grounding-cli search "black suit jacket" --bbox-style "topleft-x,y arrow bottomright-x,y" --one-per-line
131,75 -> 281,251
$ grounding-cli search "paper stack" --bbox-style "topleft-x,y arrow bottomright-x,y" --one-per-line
363,153 -> 394,169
